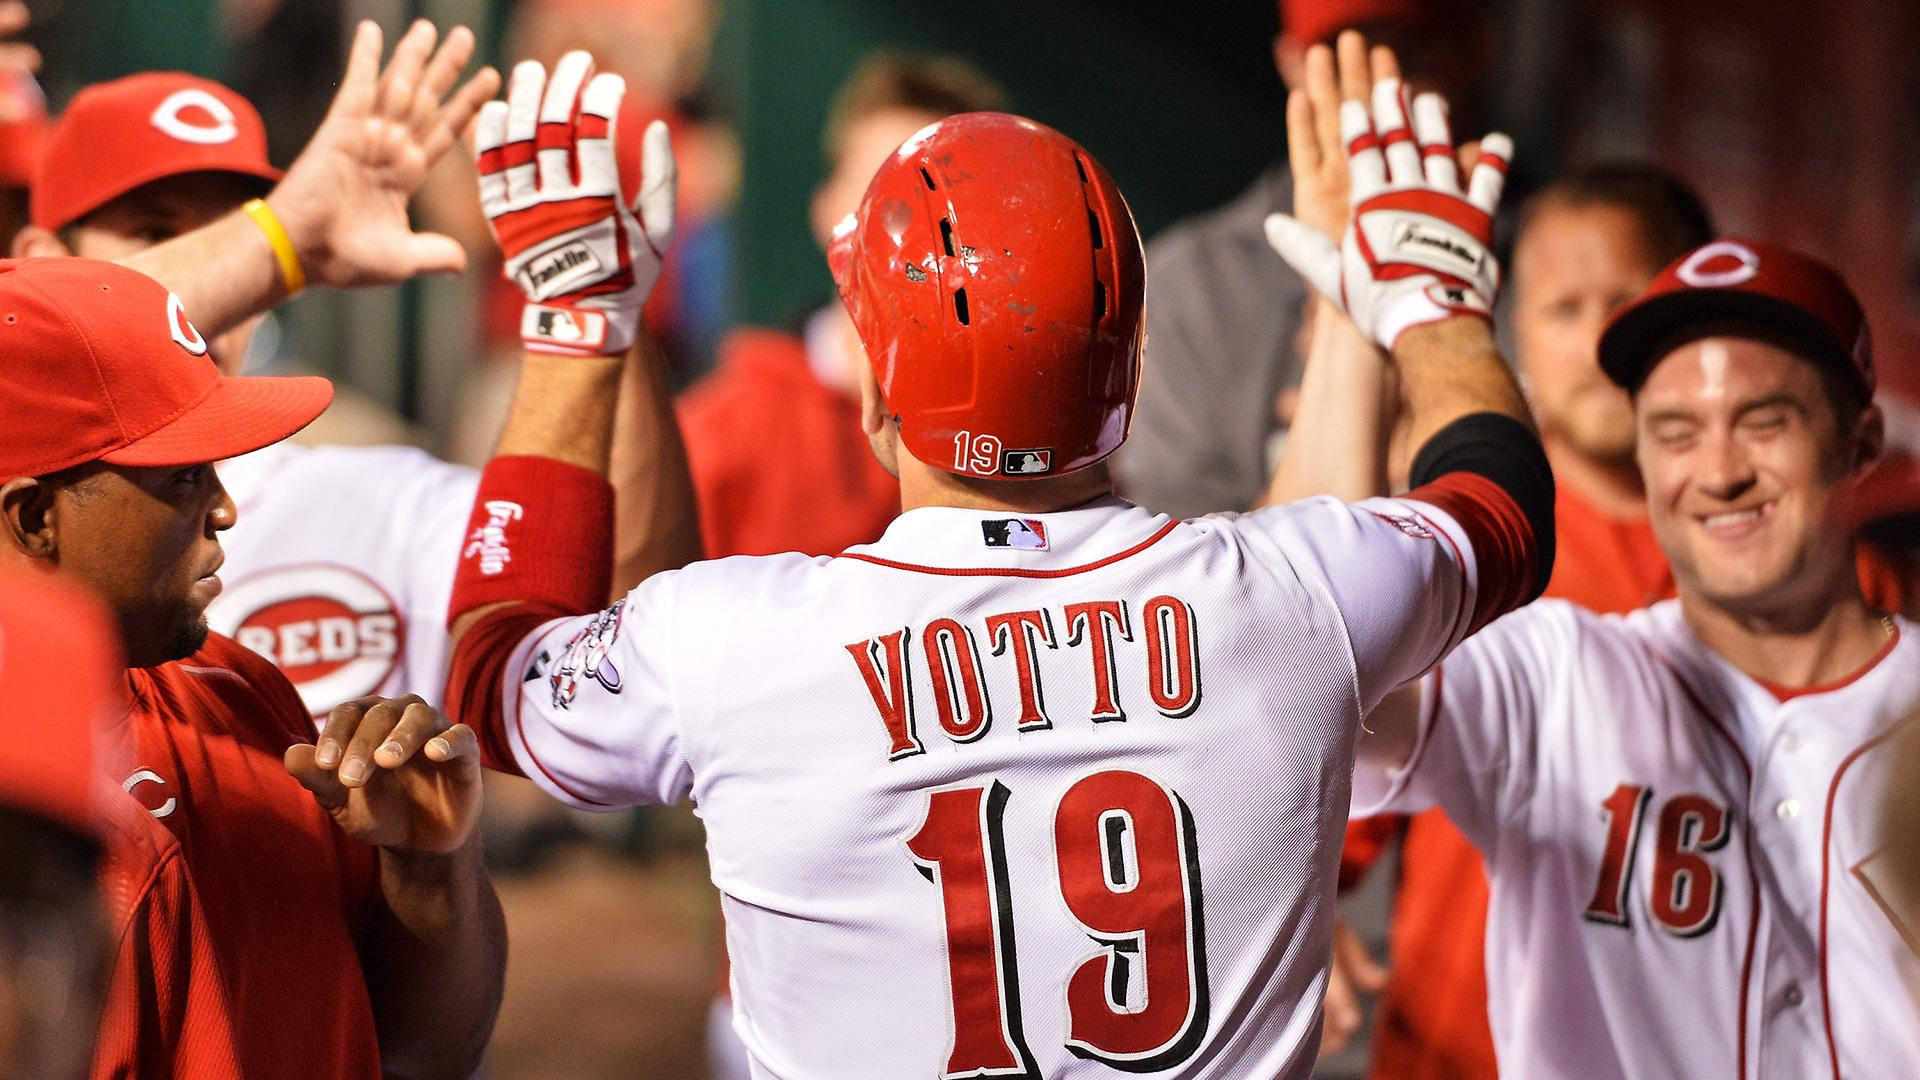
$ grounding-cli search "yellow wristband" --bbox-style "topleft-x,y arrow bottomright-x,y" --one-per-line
242,198 -> 306,296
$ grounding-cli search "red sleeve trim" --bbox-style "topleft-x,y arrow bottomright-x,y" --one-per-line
1404,471 -> 1540,635
444,603 -> 569,778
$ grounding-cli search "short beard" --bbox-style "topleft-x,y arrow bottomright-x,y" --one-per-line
159,616 -> 211,664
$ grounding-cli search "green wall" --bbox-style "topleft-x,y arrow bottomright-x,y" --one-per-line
718,0 -> 1287,326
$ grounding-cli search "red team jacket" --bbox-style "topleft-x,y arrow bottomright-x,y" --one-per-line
116,634 -> 384,1079
677,329 -> 900,559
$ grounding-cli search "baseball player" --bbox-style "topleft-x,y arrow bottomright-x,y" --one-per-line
20,22 -> 699,720
1300,232 -> 1920,1077
326,51 -> 1547,1074
0,33 -> 510,1071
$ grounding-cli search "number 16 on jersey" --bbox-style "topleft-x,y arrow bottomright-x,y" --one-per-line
907,769 -> 1211,1077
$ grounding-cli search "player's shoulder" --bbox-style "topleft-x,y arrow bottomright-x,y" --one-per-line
666,549 -> 831,602
166,633 -> 314,743
95,785 -> 184,921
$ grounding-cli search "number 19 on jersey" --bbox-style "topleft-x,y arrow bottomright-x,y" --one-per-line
907,769 -> 1210,1077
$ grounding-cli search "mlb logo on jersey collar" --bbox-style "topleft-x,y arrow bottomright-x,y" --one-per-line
982,518 -> 1049,550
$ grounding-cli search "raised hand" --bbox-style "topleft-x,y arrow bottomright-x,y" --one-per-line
287,695 -> 482,856
475,51 -> 677,357
265,20 -> 500,289
1265,65 -> 1512,353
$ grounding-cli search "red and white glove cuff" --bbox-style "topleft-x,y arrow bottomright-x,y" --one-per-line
1378,282 -> 1493,353
520,302 -> 634,357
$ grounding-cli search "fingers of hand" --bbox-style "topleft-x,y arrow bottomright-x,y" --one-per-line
332,21 -> 384,118
409,24 -> 475,138
1412,92 -> 1459,190
1285,89 -> 1319,177
1263,212 -> 1341,301
435,67 -> 501,162
1339,99 -> 1384,199
1371,78 -> 1420,186
536,51 -> 594,193
1303,45 -> 1342,158
335,696 -> 413,786
576,70 -> 626,200
284,744 -> 349,812
315,696 -> 385,770
370,700 -> 453,771
1369,42 -> 1402,84
1335,29 -> 1371,104
375,19 -> 437,121
0,1 -> 29,35
1467,132 -> 1514,213
474,100 -> 510,210
503,60 -> 546,203
636,119 -> 678,248
423,724 -> 480,764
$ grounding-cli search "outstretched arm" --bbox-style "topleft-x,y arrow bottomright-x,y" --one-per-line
437,53 -> 686,772
120,20 -> 499,332
1262,35 -> 1552,755
1262,34 -> 1394,507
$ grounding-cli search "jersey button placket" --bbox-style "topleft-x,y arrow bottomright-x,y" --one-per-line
1775,798 -> 1800,821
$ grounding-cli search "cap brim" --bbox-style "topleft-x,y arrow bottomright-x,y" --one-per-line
101,373 -> 332,467
40,160 -> 281,231
1599,289 -> 1852,393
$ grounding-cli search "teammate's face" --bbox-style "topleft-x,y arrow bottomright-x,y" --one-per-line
63,173 -> 268,374
49,462 -> 235,668
1636,335 -> 1872,616
811,108 -> 946,251
1512,202 -> 1662,465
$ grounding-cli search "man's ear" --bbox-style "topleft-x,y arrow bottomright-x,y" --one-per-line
0,477 -> 61,561
10,224 -> 73,260
858,359 -> 889,438
1855,404 -> 1887,474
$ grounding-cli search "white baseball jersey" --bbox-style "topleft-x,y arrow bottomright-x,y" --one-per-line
485,493 -> 1509,1078
207,441 -> 479,716
1355,599 -> 1920,1080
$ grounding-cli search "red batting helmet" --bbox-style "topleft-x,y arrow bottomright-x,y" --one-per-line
827,112 -> 1145,480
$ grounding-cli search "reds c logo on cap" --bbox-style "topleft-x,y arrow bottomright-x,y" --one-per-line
1677,240 -> 1762,288
150,87 -> 239,145
166,292 -> 208,356
207,564 -> 405,717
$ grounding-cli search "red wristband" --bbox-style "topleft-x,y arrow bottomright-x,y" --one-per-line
449,455 -> 613,625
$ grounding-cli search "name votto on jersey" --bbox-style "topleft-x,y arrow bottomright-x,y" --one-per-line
846,595 -> 1201,758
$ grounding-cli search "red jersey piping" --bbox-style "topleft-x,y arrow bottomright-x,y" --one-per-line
1752,624 -> 1902,703
837,520 -> 1180,578
1662,664 -> 1761,1080
1818,715 -> 1919,1080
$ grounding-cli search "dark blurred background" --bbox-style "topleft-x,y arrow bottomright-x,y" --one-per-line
16,1 -> 1918,1076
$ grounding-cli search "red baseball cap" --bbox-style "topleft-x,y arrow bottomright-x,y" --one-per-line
0,568 -> 120,839
1598,238 -> 1873,398
0,257 -> 332,478
1853,453 -> 1920,532
31,72 -> 281,232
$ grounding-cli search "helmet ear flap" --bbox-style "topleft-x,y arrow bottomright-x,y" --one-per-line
826,212 -> 859,300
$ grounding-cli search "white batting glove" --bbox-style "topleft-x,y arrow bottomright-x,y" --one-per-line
474,51 -> 676,357
1264,79 -> 1512,352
